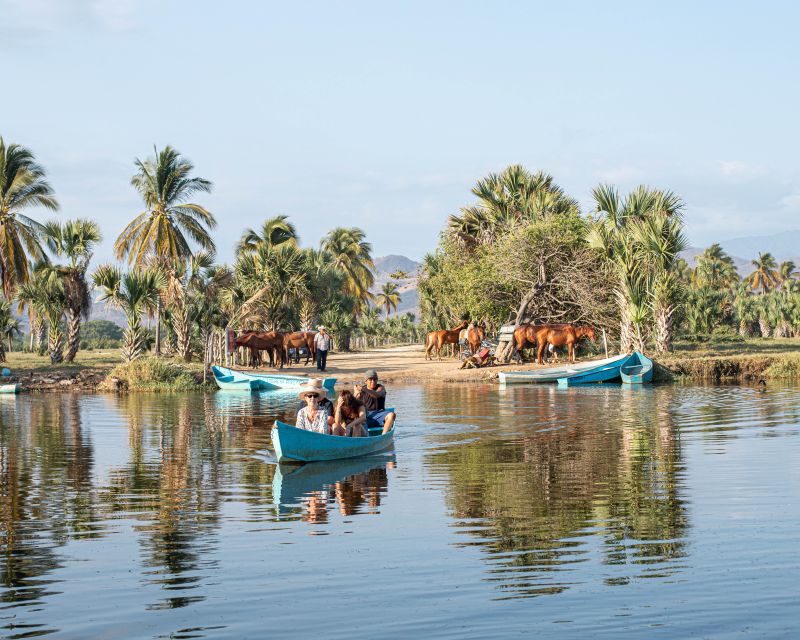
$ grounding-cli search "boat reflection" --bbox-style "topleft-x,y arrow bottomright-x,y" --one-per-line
273,455 -> 395,522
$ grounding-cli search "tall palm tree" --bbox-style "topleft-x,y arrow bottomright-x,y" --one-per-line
42,219 -> 102,361
236,215 -> 298,255
747,252 -> 779,294
322,227 -> 375,317
93,265 -> 166,361
778,260 -> 799,288
17,265 -> 67,363
0,137 -> 58,296
115,145 -> 216,355
693,243 -> 739,290
375,281 -> 401,318
0,298 -> 20,362
162,251 -> 214,362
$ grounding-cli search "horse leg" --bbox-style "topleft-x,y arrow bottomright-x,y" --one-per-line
569,340 -> 575,364
537,342 -> 546,365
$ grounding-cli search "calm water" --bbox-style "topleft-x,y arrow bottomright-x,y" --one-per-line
1,384 -> 800,639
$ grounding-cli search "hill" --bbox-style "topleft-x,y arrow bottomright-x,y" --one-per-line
372,255 -> 421,318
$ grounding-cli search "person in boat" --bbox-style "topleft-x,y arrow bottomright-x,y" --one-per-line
296,378 -> 335,422
331,389 -> 368,437
354,369 -> 396,434
296,381 -> 332,434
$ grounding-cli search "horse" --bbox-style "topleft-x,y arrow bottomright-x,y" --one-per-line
532,324 -> 596,364
425,320 -> 469,361
235,331 -> 284,368
465,322 -> 485,355
283,331 -> 316,366
512,323 -> 549,362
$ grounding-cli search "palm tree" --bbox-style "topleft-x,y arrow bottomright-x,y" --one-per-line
42,219 -> 102,362
0,298 -> 20,362
298,247 -> 341,331
747,252 -> 779,294
162,251 -> 214,362
17,266 -> 67,363
375,281 -> 401,318
0,137 -> 58,296
93,265 -> 166,361
778,260 -> 799,289
322,227 -> 375,317
236,215 -> 298,255
115,145 -> 215,355
693,244 -> 739,290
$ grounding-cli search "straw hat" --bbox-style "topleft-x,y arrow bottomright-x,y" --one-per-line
298,378 -> 327,400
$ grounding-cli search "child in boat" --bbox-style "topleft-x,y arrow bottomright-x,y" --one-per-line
296,382 -> 331,434
332,389 -> 368,437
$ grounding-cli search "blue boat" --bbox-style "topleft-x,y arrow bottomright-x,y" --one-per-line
620,351 -> 654,384
211,365 -> 336,392
271,418 -> 395,463
499,354 -> 630,385
556,351 -> 649,386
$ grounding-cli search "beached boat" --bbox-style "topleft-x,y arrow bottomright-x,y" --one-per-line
211,365 -> 336,392
498,353 -> 630,385
0,383 -> 19,394
271,419 -> 395,463
620,351 -> 654,384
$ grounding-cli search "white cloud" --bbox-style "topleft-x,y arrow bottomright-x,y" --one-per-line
779,193 -> 800,210
718,160 -> 767,180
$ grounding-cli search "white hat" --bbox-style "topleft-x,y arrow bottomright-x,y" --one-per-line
298,378 -> 327,399
317,325 -> 327,331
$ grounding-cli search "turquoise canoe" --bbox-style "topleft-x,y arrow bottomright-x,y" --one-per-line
621,351 -> 654,384
556,351 -> 649,386
272,419 -> 395,463
211,365 -> 336,392
499,354 -> 629,385
0,383 -> 19,394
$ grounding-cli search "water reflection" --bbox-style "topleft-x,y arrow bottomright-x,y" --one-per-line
424,384 -> 688,599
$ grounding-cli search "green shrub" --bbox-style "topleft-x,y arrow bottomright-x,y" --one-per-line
100,357 -> 201,391
710,326 -> 745,344
764,355 -> 800,379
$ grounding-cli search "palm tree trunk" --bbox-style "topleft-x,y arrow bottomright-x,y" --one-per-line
175,307 -> 192,362
654,304 -> 675,354
122,325 -> 146,361
758,313 -> 771,338
0,339 -> 6,363
155,298 -> 162,356
36,321 -> 46,356
65,310 -> 82,362
49,324 -> 64,364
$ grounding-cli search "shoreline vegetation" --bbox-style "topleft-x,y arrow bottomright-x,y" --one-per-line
3,137 -> 800,391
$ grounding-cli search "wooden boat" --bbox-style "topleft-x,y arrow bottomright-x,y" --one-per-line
499,354 -> 629,385
0,383 -> 19,394
271,419 -> 395,463
620,351 -> 654,384
211,365 -> 336,392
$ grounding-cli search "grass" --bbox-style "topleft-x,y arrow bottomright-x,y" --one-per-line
99,357 -> 205,392
4,350 -> 122,375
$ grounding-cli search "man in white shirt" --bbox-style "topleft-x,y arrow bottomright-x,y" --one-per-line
314,326 -> 332,371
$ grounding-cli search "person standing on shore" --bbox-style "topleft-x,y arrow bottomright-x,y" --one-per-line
315,326 -> 331,372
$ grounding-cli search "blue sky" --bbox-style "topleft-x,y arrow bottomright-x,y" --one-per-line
3,0 -> 800,264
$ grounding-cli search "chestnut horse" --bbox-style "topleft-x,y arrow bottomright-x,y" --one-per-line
283,331 -> 316,366
532,324 -> 596,364
235,331 -> 285,368
465,322 -> 485,355
425,320 -> 469,361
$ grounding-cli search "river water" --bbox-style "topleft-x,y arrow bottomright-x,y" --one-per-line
1,384 -> 799,639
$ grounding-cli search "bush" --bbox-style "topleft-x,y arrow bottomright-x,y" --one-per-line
100,357 -> 201,391
710,326 -> 745,344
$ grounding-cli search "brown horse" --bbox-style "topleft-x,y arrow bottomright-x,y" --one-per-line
425,320 -> 469,361
283,331 -> 316,366
513,323 -> 556,362
235,331 -> 285,368
465,322 -> 485,355
533,324 -> 596,364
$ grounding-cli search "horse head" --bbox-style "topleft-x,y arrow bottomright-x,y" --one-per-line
579,326 -> 597,341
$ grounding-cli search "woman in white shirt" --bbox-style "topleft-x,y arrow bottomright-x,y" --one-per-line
296,383 -> 331,434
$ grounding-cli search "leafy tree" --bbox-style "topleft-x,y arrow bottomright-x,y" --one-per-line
375,281 -> 401,317
0,137 -> 58,295
42,218 -> 102,361
778,260 -> 799,289
17,266 -> 67,363
236,215 -> 298,255
0,297 -> 21,361
163,251 -> 214,361
747,252 -> 779,294
322,227 -> 375,317
693,244 -> 738,290
93,265 -> 165,361
115,145 -> 215,355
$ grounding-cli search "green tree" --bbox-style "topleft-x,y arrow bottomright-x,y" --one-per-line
163,251 -> 215,362
375,281 -> 401,317
42,218 -> 102,361
93,266 -> 166,361
693,244 -> 739,290
236,215 -> 298,255
322,227 -> 375,318
0,298 -> 21,362
17,266 -> 67,363
115,145 -> 216,355
0,137 -> 58,296
747,252 -> 779,294
778,260 -> 799,289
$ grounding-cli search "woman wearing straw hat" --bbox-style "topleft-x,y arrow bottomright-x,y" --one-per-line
296,381 -> 331,434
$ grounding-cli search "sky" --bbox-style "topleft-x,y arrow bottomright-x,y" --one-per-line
3,0 -> 800,265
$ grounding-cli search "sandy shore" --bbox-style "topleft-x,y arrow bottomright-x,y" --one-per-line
256,344 -> 577,384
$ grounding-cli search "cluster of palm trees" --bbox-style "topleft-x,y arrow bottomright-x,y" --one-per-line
679,245 -> 800,338
0,136 -> 387,366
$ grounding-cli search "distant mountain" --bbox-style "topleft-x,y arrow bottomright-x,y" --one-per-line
713,230 -> 800,263
371,255 -> 421,318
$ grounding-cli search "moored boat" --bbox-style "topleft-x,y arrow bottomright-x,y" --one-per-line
271,419 -> 395,463
499,354 -> 629,385
620,351 -> 654,384
0,383 -> 20,394
211,365 -> 336,392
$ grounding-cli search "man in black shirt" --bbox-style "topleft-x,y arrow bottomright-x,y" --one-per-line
355,369 -> 396,434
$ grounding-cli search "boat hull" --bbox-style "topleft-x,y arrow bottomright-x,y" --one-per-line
0,383 -> 19,394
499,354 -> 630,385
621,352 -> 654,384
272,420 -> 395,463
211,366 -> 336,392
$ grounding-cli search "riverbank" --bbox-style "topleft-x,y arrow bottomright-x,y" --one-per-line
5,337 -> 800,391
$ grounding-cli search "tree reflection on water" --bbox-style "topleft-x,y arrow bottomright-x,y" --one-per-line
424,384 -> 688,599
